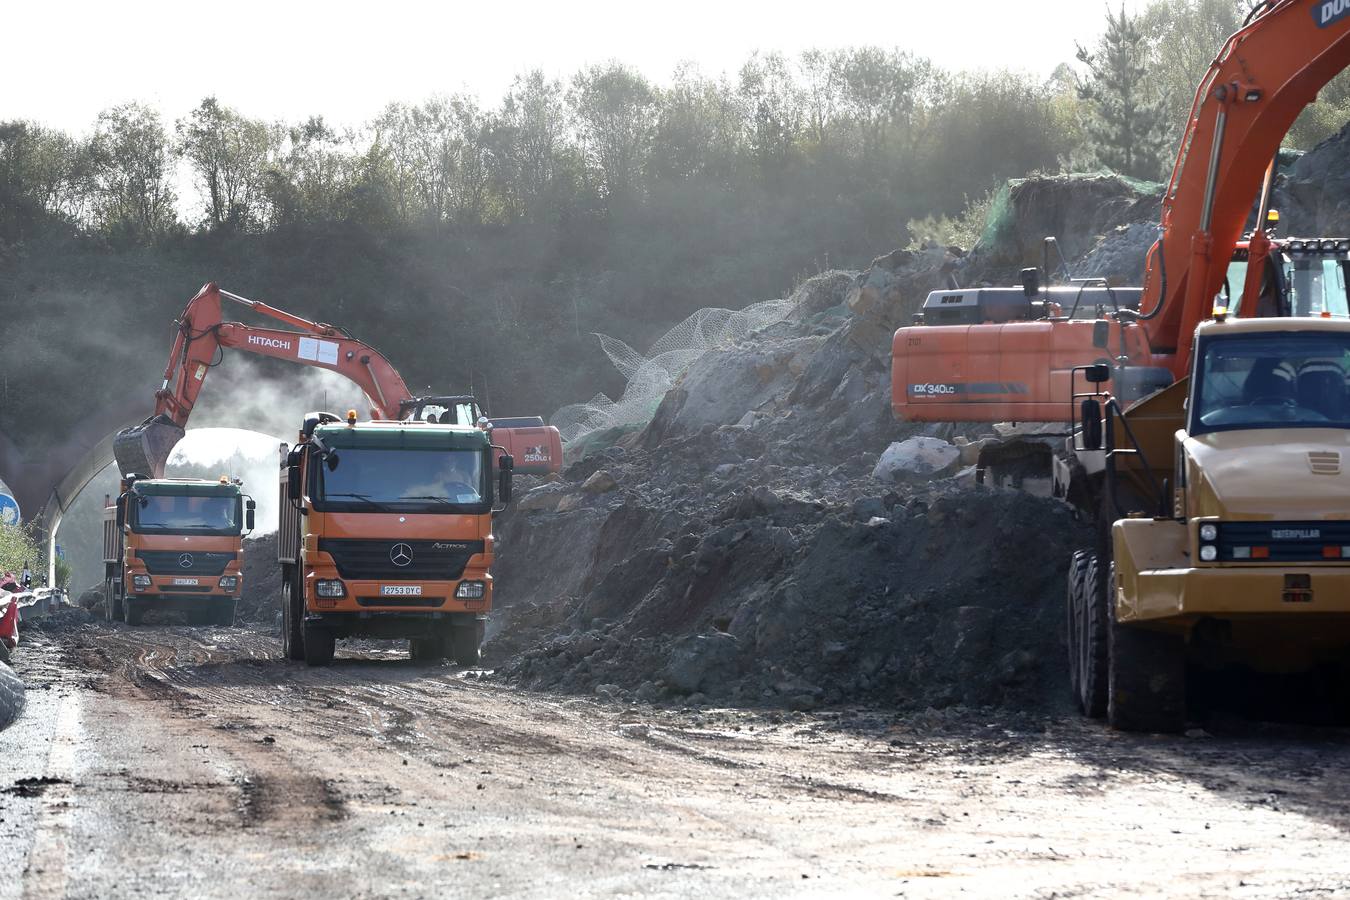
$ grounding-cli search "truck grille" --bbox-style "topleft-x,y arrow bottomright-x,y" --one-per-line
138,551 -> 236,576
318,539 -> 484,581
356,596 -> 446,608
1218,521 -> 1350,562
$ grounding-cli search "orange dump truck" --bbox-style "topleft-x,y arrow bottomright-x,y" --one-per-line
278,412 -> 513,666
103,476 -> 256,626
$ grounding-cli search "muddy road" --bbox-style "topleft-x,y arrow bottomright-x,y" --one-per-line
3,625 -> 1350,898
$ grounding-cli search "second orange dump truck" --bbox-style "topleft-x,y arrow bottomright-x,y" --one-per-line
103,476 -> 256,626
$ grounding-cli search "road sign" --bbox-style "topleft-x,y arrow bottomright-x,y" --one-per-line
0,478 -> 18,527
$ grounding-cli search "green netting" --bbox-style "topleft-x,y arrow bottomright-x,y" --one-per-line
977,181 -> 1016,253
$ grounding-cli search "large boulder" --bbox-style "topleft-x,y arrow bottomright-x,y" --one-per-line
661,631 -> 741,694
872,437 -> 961,481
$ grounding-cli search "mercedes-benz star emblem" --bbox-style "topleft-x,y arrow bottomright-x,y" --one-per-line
390,543 -> 414,567
178,553 -> 194,569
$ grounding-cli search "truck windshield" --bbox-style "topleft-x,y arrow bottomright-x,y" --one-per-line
1192,333 -> 1350,434
133,495 -> 241,534
315,448 -> 487,513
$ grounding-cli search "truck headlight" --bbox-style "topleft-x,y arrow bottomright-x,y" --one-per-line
1199,524 -> 1219,542
455,581 -> 486,599
315,579 -> 346,598
219,576 -> 239,591
1199,545 -> 1219,562
132,575 -> 152,590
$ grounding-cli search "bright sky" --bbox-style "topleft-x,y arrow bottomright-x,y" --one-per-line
7,0 -> 1150,133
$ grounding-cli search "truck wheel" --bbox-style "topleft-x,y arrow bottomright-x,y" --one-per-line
123,598 -> 144,627
213,599 -> 236,627
450,622 -> 484,667
409,637 -> 447,662
1107,564 -> 1186,733
104,578 -> 123,623
302,624 -> 335,667
281,579 -> 305,661
1070,553 -> 1108,718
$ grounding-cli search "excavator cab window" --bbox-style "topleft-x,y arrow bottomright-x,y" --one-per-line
413,401 -> 478,426
1285,256 -> 1350,318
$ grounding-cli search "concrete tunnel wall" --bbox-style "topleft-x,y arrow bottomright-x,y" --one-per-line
0,397 -> 149,586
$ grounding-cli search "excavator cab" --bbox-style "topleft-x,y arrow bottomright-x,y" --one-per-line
1221,239 -> 1350,319
398,396 -> 484,426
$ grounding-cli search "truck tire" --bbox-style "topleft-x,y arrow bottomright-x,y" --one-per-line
104,578 -> 124,623
213,599 -> 236,627
1107,564 -> 1186,733
1067,551 -> 1107,718
123,597 -> 144,626
302,624 -> 335,667
409,636 -> 447,662
281,577 -> 305,661
450,622 -> 484,667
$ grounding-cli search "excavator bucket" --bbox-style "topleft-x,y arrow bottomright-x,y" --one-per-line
112,415 -> 185,478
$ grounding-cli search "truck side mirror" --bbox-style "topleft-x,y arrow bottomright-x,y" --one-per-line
498,454 -> 514,503
245,499 -> 256,532
115,495 -> 126,529
1080,399 -> 1104,451
1020,268 -> 1040,299
1084,363 -> 1112,384
287,464 -> 302,502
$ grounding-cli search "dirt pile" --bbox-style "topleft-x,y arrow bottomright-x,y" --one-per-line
239,533 -> 280,625
488,263 -> 1092,714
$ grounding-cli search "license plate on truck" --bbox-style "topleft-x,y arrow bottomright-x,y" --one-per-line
173,578 -> 199,586
380,585 -> 423,596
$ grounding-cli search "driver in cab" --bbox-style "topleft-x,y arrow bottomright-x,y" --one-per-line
441,456 -> 480,504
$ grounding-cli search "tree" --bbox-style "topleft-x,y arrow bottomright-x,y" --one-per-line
0,121 -> 86,243
738,52 -> 802,178
1138,0 -> 1246,144
264,116 -> 354,225
1076,6 -> 1171,181
176,97 -> 279,233
88,103 -> 178,241
569,63 -> 658,201
490,71 -> 572,221
648,65 -> 744,183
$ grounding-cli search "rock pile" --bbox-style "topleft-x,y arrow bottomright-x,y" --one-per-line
488,257 -> 1092,715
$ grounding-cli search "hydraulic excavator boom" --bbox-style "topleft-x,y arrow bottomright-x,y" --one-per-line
114,283 -> 562,477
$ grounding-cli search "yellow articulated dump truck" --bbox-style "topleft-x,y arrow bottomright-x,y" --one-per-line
1071,317 -> 1350,731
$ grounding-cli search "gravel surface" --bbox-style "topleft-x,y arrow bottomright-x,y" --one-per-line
3,624 -> 1350,898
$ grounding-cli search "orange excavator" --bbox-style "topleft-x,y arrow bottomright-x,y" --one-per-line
113,283 -> 562,479
893,0 -> 1350,732
892,0 -> 1350,424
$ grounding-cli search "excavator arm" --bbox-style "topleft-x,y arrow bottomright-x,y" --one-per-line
1141,0 -> 1350,376
149,283 -> 412,428
114,283 -> 562,478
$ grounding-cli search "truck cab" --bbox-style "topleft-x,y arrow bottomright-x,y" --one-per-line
1072,316 -> 1350,731
278,413 -> 513,666
103,476 -> 255,626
